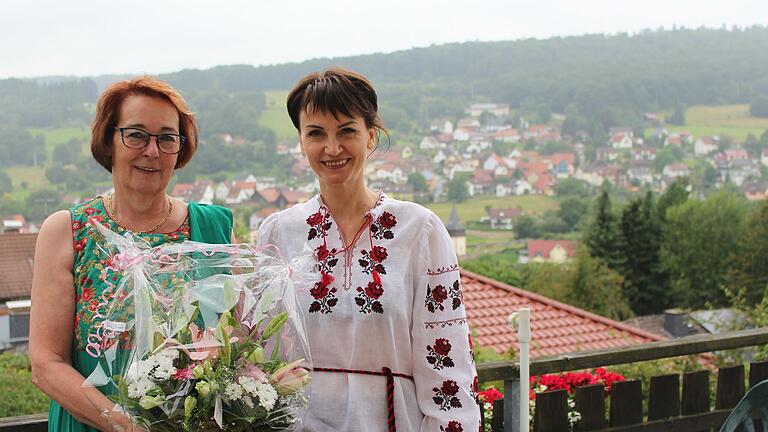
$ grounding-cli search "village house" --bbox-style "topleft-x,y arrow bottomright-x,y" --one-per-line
494,128 -> 521,143
467,169 -> 495,196
742,181 -> 768,201
662,163 -> 691,179
627,163 -> 654,185
0,233 -> 37,349
608,133 -> 633,149
483,207 -> 522,230
520,240 -> 579,264
596,147 -> 620,162
632,146 -> 657,161
466,103 -> 510,118
694,136 -> 720,156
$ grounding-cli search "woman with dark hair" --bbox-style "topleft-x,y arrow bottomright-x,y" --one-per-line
29,76 -> 233,432
258,67 -> 480,431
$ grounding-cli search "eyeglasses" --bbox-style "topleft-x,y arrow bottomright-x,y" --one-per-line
114,127 -> 186,154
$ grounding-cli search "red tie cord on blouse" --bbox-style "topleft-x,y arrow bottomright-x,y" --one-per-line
312,367 -> 414,432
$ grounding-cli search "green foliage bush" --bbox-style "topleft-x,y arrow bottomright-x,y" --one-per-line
0,353 -> 49,417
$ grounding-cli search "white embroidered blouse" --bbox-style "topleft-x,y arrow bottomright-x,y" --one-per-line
257,193 -> 480,432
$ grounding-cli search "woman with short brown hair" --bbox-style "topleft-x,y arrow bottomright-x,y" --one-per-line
30,76 -> 232,432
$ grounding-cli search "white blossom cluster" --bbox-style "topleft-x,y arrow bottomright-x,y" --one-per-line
125,349 -> 179,398
223,376 -> 279,411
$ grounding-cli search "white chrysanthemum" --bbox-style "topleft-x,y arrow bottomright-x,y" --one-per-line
224,383 -> 244,400
238,376 -> 277,411
127,377 -> 154,398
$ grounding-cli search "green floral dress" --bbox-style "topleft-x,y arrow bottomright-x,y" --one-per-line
48,196 -> 190,432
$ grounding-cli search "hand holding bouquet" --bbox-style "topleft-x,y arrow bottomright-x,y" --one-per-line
84,223 -> 313,431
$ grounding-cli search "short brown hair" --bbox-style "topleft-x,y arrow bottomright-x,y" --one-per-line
287,67 -> 388,148
91,76 -> 198,172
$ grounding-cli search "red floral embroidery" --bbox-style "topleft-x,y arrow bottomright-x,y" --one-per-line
308,280 -> 338,314
425,284 -> 448,312
84,207 -> 96,215
433,380 -> 463,411
72,221 -> 82,231
358,247 -> 387,276
426,338 -> 455,370
449,279 -> 463,310
355,281 -> 384,314
307,208 -> 339,314
306,210 -> 332,241
471,375 -> 479,399
370,211 -> 397,240
441,421 -> 463,432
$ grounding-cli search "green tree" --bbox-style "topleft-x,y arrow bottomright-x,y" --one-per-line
558,197 -> 589,231
727,199 -> 768,306
0,170 -> 11,195
513,215 -> 541,239
24,189 -> 64,222
661,192 -> 749,308
656,178 -> 690,223
584,189 -> 622,269
52,138 -> 83,165
446,176 -> 469,203
618,192 -> 668,315
407,171 -> 427,193
666,105 -> 686,125
566,250 -> 633,320
554,178 -> 591,197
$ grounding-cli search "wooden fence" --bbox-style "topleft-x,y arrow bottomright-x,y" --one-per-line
3,328 -> 767,431
477,327 -> 768,431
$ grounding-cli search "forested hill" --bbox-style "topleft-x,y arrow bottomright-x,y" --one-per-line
4,26 -> 768,132
159,26 -> 768,112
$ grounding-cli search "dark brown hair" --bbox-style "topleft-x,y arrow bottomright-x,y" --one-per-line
91,76 -> 198,172
286,67 -> 388,149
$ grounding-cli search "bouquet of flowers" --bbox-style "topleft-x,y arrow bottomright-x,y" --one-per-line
83,222 -> 314,431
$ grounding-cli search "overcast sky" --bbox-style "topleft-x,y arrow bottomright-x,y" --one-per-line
1,0 -> 765,79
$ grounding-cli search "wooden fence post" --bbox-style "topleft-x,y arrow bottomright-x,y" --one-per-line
534,389 -> 569,432
504,378 -> 520,432
716,364 -> 745,410
648,374 -> 681,420
492,399 -> 504,432
609,379 -> 643,427
574,383 -> 605,431
749,360 -> 768,388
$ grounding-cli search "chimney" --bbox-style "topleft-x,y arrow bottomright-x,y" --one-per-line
663,309 -> 690,338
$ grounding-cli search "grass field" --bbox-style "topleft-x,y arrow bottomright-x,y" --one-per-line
6,166 -> 49,190
426,195 -> 559,222
28,125 -> 90,158
656,104 -> 768,142
258,90 -> 295,140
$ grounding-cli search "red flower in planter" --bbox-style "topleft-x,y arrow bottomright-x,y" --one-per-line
478,388 -> 503,404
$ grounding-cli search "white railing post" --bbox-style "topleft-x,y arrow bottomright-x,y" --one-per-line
509,307 -> 531,432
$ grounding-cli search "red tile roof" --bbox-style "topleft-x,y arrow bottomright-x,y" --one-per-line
462,269 -> 663,357
0,233 -> 37,301
527,240 -> 578,259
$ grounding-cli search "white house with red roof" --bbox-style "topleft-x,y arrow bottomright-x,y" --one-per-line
694,136 -> 719,156
608,133 -> 633,149
662,163 -> 691,179
461,269 -> 664,357
523,240 -> 578,263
